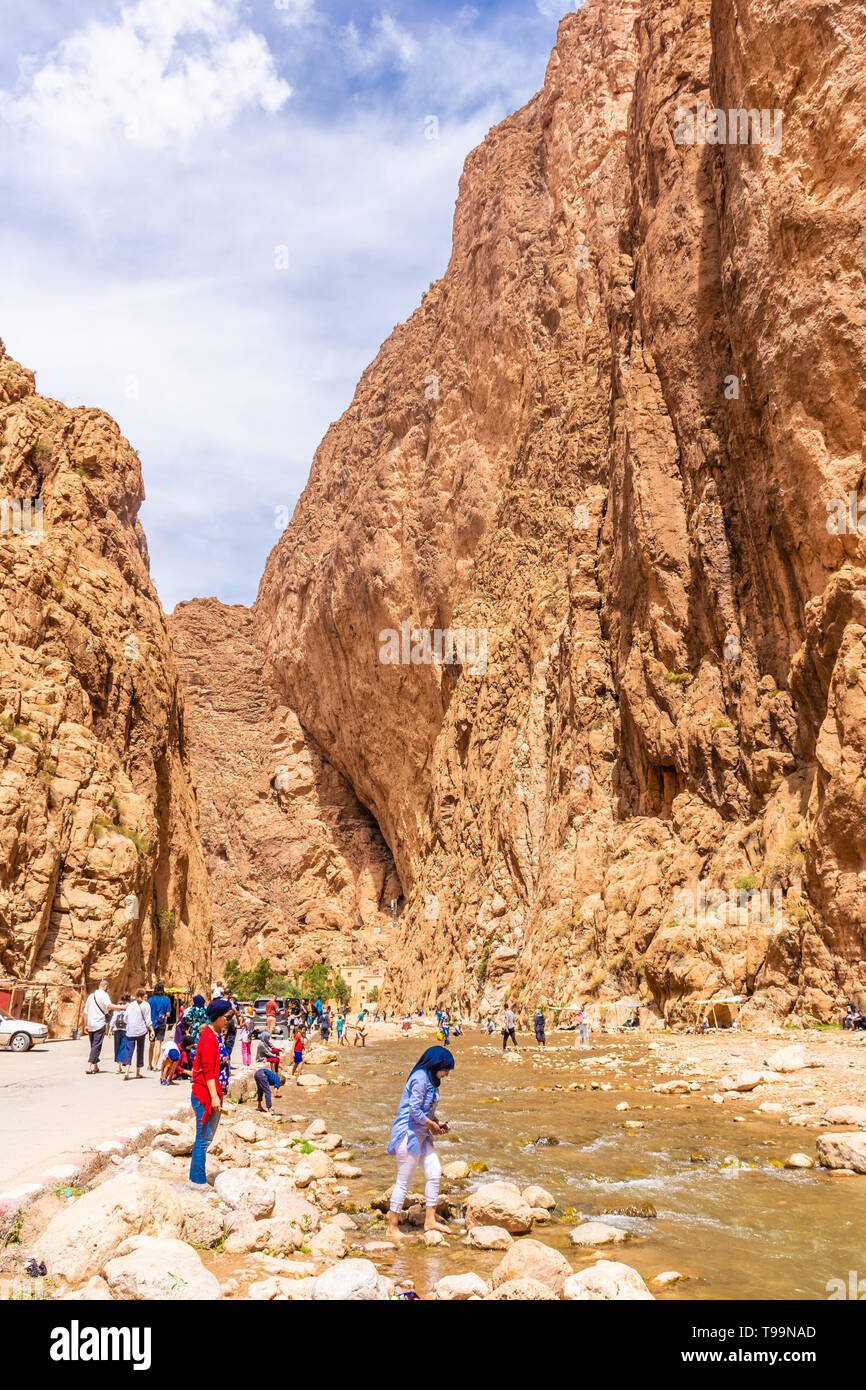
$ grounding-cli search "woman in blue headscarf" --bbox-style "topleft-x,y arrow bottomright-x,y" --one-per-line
386,1046 -> 454,1240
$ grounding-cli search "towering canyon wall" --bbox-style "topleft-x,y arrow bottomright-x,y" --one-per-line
255,0 -> 866,1025
168,597 -> 399,981
0,338 -> 210,1026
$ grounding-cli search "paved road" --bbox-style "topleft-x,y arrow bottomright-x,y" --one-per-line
0,1039 -> 187,1194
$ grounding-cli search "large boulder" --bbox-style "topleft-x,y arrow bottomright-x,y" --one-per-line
563,1261 -> 654,1301
293,1149 -> 335,1186
466,1225 -> 513,1250
765,1045 -> 811,1073
213,1170 -> 275,1218
176,1187 -> 225,1249
104,1236 -> 221,1300
719,1071 -> 763,1093
491,1238 -> 572,1294
313,1259 -> 389,1300
816,1132 -> 866,1173
464,1182 -> 533,1234
36,1177 -> 184,1283
308,1223 -> 348,1260
271,1192 -> 320,1231
823,1105 -> 866,1127
433,1272 -> 489,1300
152,1131 -> 195,1157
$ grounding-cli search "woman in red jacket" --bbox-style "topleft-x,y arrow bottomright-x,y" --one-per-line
189,998 -> 232,1187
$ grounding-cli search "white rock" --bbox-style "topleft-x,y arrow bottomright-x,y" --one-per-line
765,1044 -> 812,1073
823,1105 -> 866,1127
490,1238 -> 572,1293
433,1273 -> 490,1300
570,1221 -> 628,1247
35,1177 -> 184,1283
313,1258 -> 389,1301
213,1170 -> 275,1218
464,1182 -> 533,1234
816,1132 -> 866,1173
521,1185 -> 555,1210
563,1260 -> 654,1301
104,1236 -> 221,1300
466,1225 -> 513,1250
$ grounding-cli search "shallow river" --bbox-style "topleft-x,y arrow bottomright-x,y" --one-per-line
242,1033 -> 866,1300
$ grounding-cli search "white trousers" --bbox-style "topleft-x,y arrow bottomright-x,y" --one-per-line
389,1136 -> 441,1211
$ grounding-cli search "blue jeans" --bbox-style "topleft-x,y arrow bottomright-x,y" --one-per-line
190,1095 -> 220,1183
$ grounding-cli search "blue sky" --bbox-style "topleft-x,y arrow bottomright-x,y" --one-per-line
0,0 -> 572,610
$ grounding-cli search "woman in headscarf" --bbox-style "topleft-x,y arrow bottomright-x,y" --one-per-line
182,994 -> 209,1060
189,998 -> 233,1187
386,1046 -> 454,1240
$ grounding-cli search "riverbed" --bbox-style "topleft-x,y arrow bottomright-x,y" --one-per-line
256,1029 -> 866,1300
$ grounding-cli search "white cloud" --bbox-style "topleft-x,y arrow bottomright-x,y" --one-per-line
0,0 -> 290,149
342,12 -> 421,73
274,0 -> 319,27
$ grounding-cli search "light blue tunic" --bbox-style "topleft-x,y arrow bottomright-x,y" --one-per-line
387,1070 -> 439,1156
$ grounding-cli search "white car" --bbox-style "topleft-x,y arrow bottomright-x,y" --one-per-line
0,1007 -> 48,1052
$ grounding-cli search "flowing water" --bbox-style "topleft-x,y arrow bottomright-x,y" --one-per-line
283,1033 -> 866,1300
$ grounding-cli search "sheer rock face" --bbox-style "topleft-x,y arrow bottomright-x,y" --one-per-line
0,338 -> 209,1025
168,598 -> 398,978
254,0 -> 866,1025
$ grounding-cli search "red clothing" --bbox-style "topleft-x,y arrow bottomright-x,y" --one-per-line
192,1025 -> 223,1118
293,1031 -> 304,1053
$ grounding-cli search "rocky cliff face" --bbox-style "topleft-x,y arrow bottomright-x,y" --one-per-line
168,598 -> 398,980
0,338 -> 210,1027
255,0 -> 866,1025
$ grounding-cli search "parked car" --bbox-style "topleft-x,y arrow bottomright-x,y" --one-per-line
0,1007 -> 48,1052
252,997 -> 289,1039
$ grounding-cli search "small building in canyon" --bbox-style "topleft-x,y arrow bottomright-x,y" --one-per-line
338,962 -> 386,1013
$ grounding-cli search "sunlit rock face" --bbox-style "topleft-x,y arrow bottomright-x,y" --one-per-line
0,337 -> 210,1022
252,0 -> 866,1026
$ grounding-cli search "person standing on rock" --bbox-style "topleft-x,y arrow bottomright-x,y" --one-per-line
189,998 -> 233,1186
386,1045 -> 455,1241
534,1007 -> 546,1047
84,980 -> 120,1074
501,1005 -> 518,1051
239,1011 -> 254,1067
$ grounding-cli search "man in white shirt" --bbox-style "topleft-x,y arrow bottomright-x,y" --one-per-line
84,980 -> 118,1073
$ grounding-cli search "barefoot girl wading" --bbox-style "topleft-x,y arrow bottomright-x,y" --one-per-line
386,1046 -> 455,1240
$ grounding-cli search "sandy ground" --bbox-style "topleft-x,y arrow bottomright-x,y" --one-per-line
0,1039 -> 184,1192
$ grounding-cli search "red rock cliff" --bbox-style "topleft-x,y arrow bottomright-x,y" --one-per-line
254,0 -> 866,1026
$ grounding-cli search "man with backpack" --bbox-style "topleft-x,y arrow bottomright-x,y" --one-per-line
148,982 -> 172,1071
84,980 -> 120,1073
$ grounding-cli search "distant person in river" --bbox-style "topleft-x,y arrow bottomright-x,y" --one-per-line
502,1005 -> 518,1051
189,998 -> 233,1186
336,1015 -> 346,1045
386,1046 -> 455,1240
534,1007 -> 546,1047
291,1027 -> 305,1076
84,980 -> 120,1074
576,1005 -> 589,1047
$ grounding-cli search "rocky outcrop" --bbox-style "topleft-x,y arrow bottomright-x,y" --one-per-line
0,339 -> 210,1024
168,597 -> 399,975
253,0 -> 866,1024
